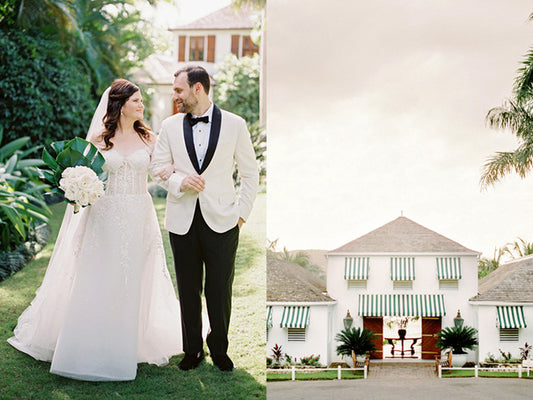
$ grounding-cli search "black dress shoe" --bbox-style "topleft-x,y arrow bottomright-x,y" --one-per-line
178,351 -> 205,370
211,354 -> 234,371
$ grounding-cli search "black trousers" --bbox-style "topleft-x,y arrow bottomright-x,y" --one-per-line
169,203 -> 239,356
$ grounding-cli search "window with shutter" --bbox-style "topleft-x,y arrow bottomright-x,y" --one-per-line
189,36 -> 204,61
207,35 -> 215,62
231,35 -> 240,56
499,328 -> 519,342
242,35 -> 259,56
178,36 -> 186,62
287,328 -> 306,342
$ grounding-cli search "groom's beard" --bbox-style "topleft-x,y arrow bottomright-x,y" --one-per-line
176,96 -> 198,114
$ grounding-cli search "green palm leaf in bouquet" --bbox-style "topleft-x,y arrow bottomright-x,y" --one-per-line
42,138 -> 106,212
42,137 -> 106,190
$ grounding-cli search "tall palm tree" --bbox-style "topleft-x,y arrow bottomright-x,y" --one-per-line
503,237 -> 533,259
278,247 -> 310,268
13,0 -> 155,93
14,0 -> 76,32
481,100 -> 533,188
478,247 -> 503,279
481,12 -> 533,188
513,13 -> 533,103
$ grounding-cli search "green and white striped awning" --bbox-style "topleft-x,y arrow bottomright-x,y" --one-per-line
280,306 -> 310,328
344,257 -> 369,280
358,294 -> 446,317
436,257 -> 462,280
267,306 -> 272,328
390,257 -> 415,281
497,306 -> 527,329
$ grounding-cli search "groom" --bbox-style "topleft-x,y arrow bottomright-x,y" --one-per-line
151,65 -> 259,371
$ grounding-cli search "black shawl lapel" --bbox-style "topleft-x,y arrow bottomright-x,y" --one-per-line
183,114 -> 201,174
200,104 -> 221,174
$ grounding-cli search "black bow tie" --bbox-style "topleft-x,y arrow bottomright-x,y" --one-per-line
187,114 -> 209,126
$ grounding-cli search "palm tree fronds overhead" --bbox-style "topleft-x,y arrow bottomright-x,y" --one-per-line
482,15 -> 533,187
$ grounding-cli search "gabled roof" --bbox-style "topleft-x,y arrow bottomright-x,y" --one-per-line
267,252 -> 334,303
329,216 -> 479,255
169,5 -> 256,31
470,254 -> 533,303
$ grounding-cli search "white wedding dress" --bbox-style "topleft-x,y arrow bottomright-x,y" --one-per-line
8,146 -> 182,381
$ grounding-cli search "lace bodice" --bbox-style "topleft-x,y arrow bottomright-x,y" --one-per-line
102,148 -> 151,195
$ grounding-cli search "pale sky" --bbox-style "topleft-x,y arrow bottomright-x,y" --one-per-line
140,0 -> 231,30
266,0 -> 533,258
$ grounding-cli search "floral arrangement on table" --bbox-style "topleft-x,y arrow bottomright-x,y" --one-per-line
42,137 -> 106,213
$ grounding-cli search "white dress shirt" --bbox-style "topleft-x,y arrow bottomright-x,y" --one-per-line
192,103 -> 213,168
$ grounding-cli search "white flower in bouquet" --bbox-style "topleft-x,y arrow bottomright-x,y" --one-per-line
59,166 -> 105,213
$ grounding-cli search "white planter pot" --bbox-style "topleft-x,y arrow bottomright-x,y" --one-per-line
452,353 -> 467,367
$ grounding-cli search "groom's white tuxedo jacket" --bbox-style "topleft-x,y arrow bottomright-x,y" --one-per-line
151,105 -> 259,235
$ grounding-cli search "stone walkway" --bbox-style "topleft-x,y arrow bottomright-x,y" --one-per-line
368,361 -> 435,379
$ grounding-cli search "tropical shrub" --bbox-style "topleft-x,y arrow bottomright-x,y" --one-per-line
0,128 -> 51,280
519,342 -> 532,360
436,325 -> 478,354
0,30 -> 95,147
0,128 -> 51,251
0,224 -> 50,281
270,343 -> 284,364
214,54 -> 265,184
300,354 -> 321,367
335,327 -> 377,357
214,54 -> 260,125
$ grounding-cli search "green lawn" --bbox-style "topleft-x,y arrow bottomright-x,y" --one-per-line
267,369 -> 364,381
442,369 -> 533,379
0,193 -> 266,400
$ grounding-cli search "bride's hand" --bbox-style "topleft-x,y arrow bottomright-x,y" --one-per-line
154,164 -> 175,181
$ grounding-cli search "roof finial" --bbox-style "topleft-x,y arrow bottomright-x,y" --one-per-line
401,210 -> 404,217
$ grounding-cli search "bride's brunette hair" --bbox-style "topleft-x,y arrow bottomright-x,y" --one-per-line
101,79 -> 151,150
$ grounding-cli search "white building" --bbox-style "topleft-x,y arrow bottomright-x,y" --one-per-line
137,5 -> 260,132
267,254 -> 335,366
268,216 -> 485,366
326,216 -> 480,364
470,254 -> 533,363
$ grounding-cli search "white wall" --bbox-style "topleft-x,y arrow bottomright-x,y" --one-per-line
475,304 -> 533,363
267,304 -> 332,367
326,253 -> 479,362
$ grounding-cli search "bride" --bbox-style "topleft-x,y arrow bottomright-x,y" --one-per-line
7,79 -> 182,381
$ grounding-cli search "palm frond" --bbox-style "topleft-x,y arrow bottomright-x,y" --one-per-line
481,100 -> 533,187
514,45 -> 533,103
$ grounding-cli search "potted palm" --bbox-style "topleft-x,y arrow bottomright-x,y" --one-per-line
436,325 -> 478,367
335,327 -> 377,370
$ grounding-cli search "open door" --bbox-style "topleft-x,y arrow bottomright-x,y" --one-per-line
421,317 -> 441,360
363,317 -> 383,359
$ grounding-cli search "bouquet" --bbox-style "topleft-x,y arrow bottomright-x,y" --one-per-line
42,137 -> 106,213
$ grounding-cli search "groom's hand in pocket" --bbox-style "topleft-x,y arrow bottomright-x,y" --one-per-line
181,173 -> 206,193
